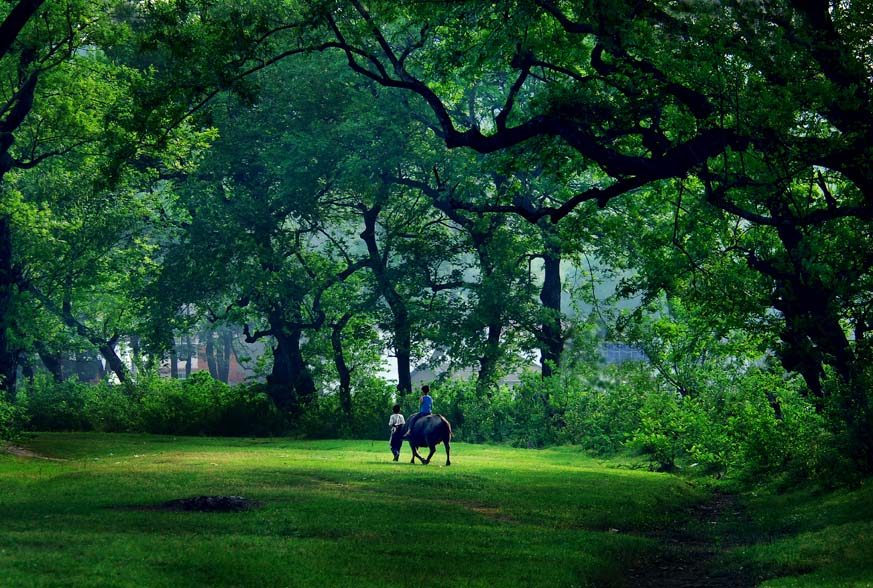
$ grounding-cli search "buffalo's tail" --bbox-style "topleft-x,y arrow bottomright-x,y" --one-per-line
440,415 -> 453,439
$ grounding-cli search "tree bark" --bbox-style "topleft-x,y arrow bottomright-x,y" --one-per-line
0,216 -> 18,401
33,341 -> 63,382
184,335 -> 192,377
266,314 -> 315,413
477,322 -> 503,390
0,1 -> 46,60
205,331 -> 218,379
538,223 -> 563,378
218,328 -> 232,384
331,313 -> 353,419
170,343 -> 179,379
98,340 -> 127,384
360,204 -> 413,395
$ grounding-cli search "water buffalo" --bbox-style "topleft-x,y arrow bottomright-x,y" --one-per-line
392,414 -> 452,466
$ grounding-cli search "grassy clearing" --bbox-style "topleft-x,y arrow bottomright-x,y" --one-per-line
1,433 -> 702,588
5,434 -> 872,588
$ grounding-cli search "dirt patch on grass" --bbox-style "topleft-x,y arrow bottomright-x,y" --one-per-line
155,496 -> 261,512
3,445 -> 67,461
622,492 -> 756,588
157,495 -> 261,512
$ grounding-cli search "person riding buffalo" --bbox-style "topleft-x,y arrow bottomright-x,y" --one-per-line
404,384 -> 432,438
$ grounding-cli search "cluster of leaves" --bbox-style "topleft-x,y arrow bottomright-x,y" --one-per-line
3,0 -> 873,483
13,370 -> 406,441
0,396 -> 27,443
8,352 -> 854,484
427,362 -> 835,483
16,372 -> 287,437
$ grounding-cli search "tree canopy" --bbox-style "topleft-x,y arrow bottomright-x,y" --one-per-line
1,0 -> 871,473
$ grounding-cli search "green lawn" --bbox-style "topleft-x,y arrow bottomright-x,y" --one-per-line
2,434 -> 872,588
1,434 -> 699,588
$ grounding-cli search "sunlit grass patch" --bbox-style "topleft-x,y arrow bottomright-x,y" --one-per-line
1,433 -> 697,587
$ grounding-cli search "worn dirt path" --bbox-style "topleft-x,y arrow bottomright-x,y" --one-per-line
2,444 -> 67,461
622,491 -> 757,588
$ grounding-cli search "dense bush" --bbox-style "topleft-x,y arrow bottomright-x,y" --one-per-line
424,361 -> 838,483
17,372 -> 287,437
0,397 -> 27,442
433,379 -> 515,444
291,376 -> 397,439
9,361 -> 847,483
19,376 -> 93,432
431,364 -> 651,452
623,367 -> 836,481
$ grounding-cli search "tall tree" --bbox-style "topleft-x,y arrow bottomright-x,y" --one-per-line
297,0 -> 873,469
1,0 -> 102,397
1,1 -> 215,396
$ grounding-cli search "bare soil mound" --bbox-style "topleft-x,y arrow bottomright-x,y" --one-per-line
157,495 -> 260,512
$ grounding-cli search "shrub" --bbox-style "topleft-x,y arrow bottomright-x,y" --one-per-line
629,391 -> 685,471
559,365 -> 651,454
20,375 -> 92,432
211,384 -> 287,437
440,379 -> 516,444
346,377 -> 397,439
84,383 -> 138,432
138,376 -> 209,435
137,372 -> 288,437
0,397 -> 27,442
510,373 -> 565,448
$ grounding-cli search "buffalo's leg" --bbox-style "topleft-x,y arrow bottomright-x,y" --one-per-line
410,444 -> 427,464
444,438 -> 451,466
424,445 -> 437,464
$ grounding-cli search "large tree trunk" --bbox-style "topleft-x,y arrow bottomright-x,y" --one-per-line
266,318 -> 315,413
0,10 -> 44,402
34,341 -> 63,382
331,314 -> 353,419
360,204 -> 413,395
218,329 -> 232,384
477,322 -> 503,390
184,335 -> 192,377
538,223 -> 563,378
752,213 -> 873,472
170,343 -> 179,379
98,340 -> 127,384
393,318 -> 412,396
0,216 -> 18,401
205,331 -> 218,379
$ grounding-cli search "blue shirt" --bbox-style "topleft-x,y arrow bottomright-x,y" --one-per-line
420,394 -> 433,414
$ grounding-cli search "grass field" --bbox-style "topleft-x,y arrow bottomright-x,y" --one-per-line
1,434 -> 872,587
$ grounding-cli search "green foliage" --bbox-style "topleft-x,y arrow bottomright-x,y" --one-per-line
629,391 -> 685,472
0,397 -> 27,443
82,383 -> 138,433
433,367 -> 643,451
137,372 -> 223,435
344,377 -> 398,439
294,377 -> 397,440
18,376 -> 93,432
558,368 -> 649,454
435,379 -> 515,444
19,373 -> 286,437
137,372 -> 286,436
7,358 -> 852,485
623,367 -> 839,482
